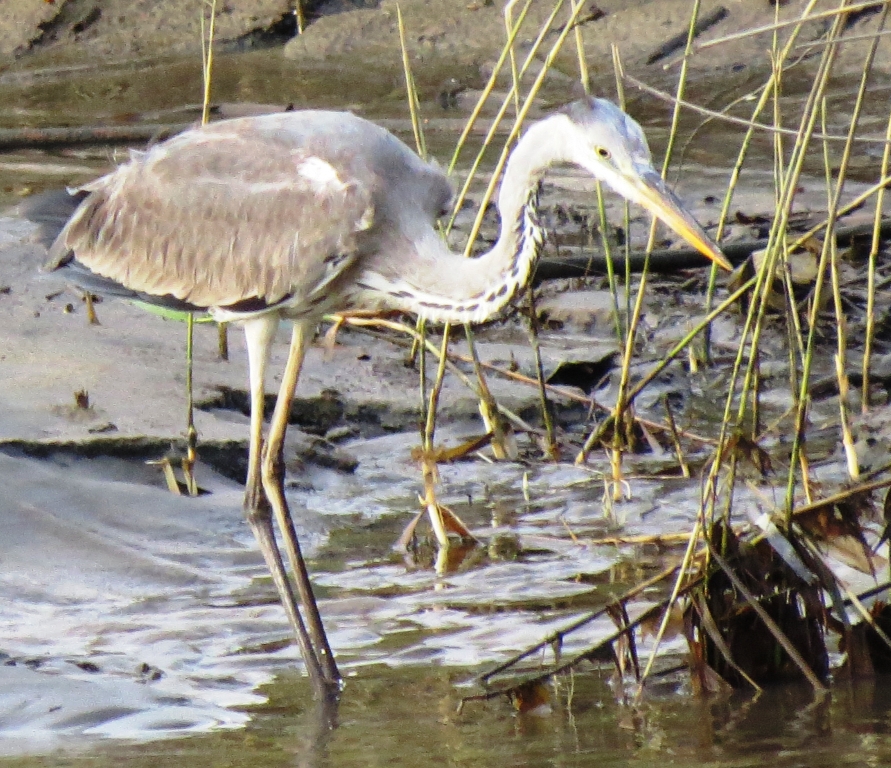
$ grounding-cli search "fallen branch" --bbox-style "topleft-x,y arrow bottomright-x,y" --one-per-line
461,567 -> 704,711
533,218 -> 891,280
474,561 -> 696,685
0,123 -> 194,152
646,6 -> 729,65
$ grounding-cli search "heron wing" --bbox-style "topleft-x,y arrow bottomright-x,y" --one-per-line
46,126 -> 375,310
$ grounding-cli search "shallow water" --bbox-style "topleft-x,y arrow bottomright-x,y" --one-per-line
0,48 -> 474,206
8,665 -> 891,767
0,434 -> 700,748
0,420 -> 865,763
0,46 -> 889,765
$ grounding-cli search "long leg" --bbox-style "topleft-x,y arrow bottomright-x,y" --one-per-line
242,317 -> 330,696
261,320 -> 340,687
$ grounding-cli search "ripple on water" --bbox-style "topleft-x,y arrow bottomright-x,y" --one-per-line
0,417 -> 759,752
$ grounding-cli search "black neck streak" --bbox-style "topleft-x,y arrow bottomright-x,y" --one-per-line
440,183 -> 544,318
364,183 -> 545,323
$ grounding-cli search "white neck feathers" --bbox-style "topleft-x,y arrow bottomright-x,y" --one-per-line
356,118 -> 570,324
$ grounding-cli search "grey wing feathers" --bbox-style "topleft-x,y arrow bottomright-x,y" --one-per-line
46,126 -> 375,310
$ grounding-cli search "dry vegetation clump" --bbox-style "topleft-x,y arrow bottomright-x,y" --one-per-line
392,0 -> 891,710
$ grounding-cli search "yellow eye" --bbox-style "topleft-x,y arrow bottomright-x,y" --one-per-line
596,146 -> 611,159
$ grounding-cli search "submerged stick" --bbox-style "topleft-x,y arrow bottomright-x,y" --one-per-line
0,123 -> 192,152
646,5 -> 729,65
476,562 -> 694,684
464,569 -> 704,709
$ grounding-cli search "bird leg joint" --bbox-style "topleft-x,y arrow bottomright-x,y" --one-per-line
243,438 -> 272,524
260,442 -> 286,493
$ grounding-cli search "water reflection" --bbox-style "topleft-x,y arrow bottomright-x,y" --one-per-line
8,667 -> 891,768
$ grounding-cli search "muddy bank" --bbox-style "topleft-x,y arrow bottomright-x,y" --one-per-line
283,0 -> 891,85
0,0 -> 293,61
3,0 -> 890,90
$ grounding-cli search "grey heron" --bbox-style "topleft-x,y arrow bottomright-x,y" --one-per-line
36,96 -> 730,700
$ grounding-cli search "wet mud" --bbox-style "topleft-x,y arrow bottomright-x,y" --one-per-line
4,0 -> 891,86
1,0 -> 891,763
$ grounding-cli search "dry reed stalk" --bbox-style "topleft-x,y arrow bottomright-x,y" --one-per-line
680,0 -> 843,532
431,0 -> 592,463
569,0 -> 590,94
294,0 -> 305,35
692,0 -> 884,53
782,2 -> 862,521
601,0 -> 705,496
446,0 -> 569,242
624,74 -> 889,146
173,0 -> 223,498
575,277 -> 756,461
525,287 -> 557,457
457,0 -> 591,256
863,108 -> 891,411
703,0 -> 822,367
397,6 -> 426,161
628,0 -> 878,692
395,6 -> 456,545
445,0 -> 536,179
820,0 -> 886,477
519,0 -> 594,460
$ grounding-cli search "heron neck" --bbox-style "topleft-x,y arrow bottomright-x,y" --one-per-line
400,123 -> 556,324
351,120 -> 561,323
439,121 -> 555,323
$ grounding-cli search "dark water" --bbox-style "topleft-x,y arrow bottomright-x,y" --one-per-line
0,48 -> 473,206
9,667 -> 891,767
0,46 -> 888,766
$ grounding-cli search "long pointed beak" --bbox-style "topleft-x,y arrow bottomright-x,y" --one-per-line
628,168 -> 732,271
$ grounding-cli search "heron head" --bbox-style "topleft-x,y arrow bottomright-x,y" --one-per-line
558,97 -> 731,271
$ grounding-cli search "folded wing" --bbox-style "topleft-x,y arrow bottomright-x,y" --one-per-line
46,126 -> 375,312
